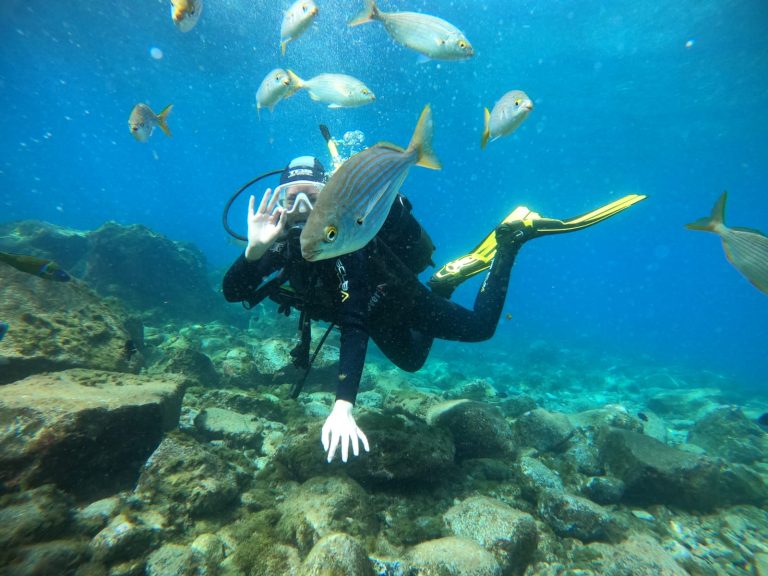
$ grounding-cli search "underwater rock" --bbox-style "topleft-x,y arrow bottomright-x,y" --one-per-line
498,394 -> 537,418
84,222 -> 228,323
569,404 -> 644,433
0,268 -> 139,384
516,455 -> 565,500
426,399 -> 515,460
443,496 -> 538,574
278,412 -> 456,484
151,347 -> 220,388
190,533 -> 224,574
194,406 -> 262,448
599,427 -> 768,510
0,220 -> 90,272
4,539 -> 89,576
444,378 -> 499,401
89,513 -> 155,565
0,485 -> 72,549
537,491 -> 621,543
514,408 -> 575,452
687,405 -> 767,464
276,476 -> 377,555
75,495 -> 123,536
301,533 -> 374,576
562,431 -> 604,476
581,476 -> 625,505
0,369 -> 184,498
645,388 -> 723,420
135,432 -> 240,518
404,536 -> 502,576
145,543 -> 195,576
594,533 -> 688,576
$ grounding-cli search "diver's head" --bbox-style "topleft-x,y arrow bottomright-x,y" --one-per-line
276,156 -> 326,224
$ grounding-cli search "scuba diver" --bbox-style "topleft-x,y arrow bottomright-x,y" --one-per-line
223,155 -> 646,463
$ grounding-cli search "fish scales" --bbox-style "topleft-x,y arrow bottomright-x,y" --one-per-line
723,229 -> 768,291
343,146 -> 413,217
383,14 -> 457,53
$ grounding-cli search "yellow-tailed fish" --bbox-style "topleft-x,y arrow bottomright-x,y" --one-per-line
300,105 -> 441,261
287,70 -> 375,109
128,103 -> 173,143
280,0 -> 318,56
349,0 -> 473,61
481,90 -> 533,149
0,252 -> 71,282
256,68 -> 298,115
686,191 -> 768,295
171,0 -> 203,33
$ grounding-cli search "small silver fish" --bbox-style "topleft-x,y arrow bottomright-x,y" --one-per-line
349,0 -> 473,61
481,90 -> 533,149
256,68 -> 298,115
300,105 -> 441,261
171,0 -> 203,32
128,103 -> 173,142
686,191 -> 768,295
287,71 -> 375,109
280,0 -> 318,56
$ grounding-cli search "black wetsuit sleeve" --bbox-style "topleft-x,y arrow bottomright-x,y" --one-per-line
222,251 -> 283,303
334,252 -> 369,405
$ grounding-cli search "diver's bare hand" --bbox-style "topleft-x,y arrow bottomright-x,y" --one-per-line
322,400 -> 370,463
245,189 -> 287,261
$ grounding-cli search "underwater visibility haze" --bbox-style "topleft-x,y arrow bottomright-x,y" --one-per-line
1,0 -> 768,574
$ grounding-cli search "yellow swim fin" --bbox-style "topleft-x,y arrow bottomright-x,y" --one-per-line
428,194 -> 647,296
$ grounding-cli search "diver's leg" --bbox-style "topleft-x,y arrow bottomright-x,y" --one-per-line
369,323 -> 434,372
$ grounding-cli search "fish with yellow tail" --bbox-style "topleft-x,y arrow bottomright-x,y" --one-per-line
481,90 -> 533,149
0,252 -> 71,282
349,0 -> 473,61
287,70 -> 375,109
686,191 -> 768,295
128,103 -> 173,142
300,105 -> 441,261
256,68 -> 299,115
171,0 -> 203,32
280,0 -> 318,55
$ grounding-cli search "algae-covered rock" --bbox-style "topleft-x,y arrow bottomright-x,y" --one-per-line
516,456 -> 564,500
0,369 -> 184,498
145,543 -> 195,576
0,268 -> 138,384
537,491 -> 622,543
301,533 -> 374,576
404,536 -> 502,576
444,496 -> 538,573
688,405 -> 767,464
194,406 -> 262,448
0,485 -> 72,549
593,533 -> 688,576
135,432 -> 239,518
151,347 -> 220,388
276,476 -> 377,554
4,539 -> 89,576
427,400 -> 515,460
581,476 -> 625,505
89,513 -> 155,565
514,409 -> 574,452
569,404 -> 644,434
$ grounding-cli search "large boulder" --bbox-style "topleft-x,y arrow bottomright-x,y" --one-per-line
427,400 -> 515,460
444,496 -> 538,574
599,427 -> 768,510
0,266 -> 138,384
514,408 -> 574,452
688,405 -> 767,464
404,536 -> 502,576
0,369 -> 185,498
301,533 -> 374,576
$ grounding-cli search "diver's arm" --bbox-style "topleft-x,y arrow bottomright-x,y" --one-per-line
222,251 -> 282,303
245,189 -> 287,261
322,252 -> 371,462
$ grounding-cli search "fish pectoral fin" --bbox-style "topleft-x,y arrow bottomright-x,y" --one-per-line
327,103 -> 344,108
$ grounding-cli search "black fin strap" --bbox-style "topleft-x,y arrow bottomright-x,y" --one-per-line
291,322 -> 335,399
290,310 -> 312,370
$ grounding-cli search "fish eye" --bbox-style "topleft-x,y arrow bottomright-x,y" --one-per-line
459,41 -> 466,48
324,226 -> 338,242
362,89 -> 369,94
514,99 -> 521,106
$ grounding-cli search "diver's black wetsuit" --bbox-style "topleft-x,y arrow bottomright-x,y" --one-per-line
223,225 -> 518,404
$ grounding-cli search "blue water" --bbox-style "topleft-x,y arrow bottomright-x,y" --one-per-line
1,0 -> 767,389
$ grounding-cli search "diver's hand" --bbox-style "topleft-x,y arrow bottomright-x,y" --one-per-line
245,189 -> 287,261
322,399 -> 370,463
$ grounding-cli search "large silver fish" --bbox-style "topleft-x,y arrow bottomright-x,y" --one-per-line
255,68 -> 298,115
287,71 -> 375,108
686,191 -> 768,295
300,105 -> 441,261
280,0 -> 318,55
481,90 -> 533,149
349,0 -> 473,61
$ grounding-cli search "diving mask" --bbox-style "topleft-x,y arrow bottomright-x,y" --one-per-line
275,180 -> 324,216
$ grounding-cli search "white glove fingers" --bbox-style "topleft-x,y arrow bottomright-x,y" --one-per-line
341,433 -> 350,463
357,428 -> 370,453
327,432 -> 340,463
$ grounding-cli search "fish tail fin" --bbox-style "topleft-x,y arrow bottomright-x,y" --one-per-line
686,191 -> 727,232
157,104 -> 173,138
408,104 -> 441,170
349,0 -> 378,27
281,40 -> 287,56
286,69 -> 304,91
481,107 -> 491,149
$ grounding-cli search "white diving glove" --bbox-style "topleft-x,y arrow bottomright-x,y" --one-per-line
245,188 -> 287,261
321,399 -> 370,463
